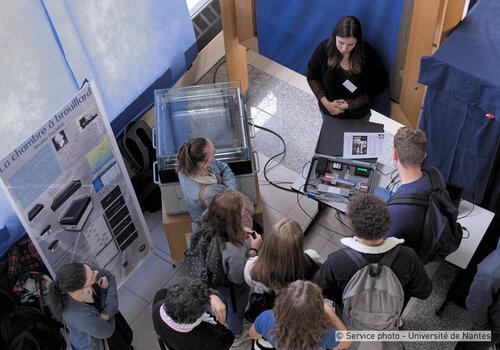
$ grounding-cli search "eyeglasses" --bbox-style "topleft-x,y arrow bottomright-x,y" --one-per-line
80,265 -> 97,290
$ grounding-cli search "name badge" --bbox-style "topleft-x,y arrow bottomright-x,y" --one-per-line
343,79 -> 357,93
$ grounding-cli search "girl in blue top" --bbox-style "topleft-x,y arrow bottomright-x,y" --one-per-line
176,137 -> 238,221
250,280 -> 350,350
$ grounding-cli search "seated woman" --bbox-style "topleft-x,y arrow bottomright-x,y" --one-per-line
250,280 -> 350,350
176,137 -> 239,221
152,277 -> 234,350
194,190 -> 262,346
245,218 -> 322,294
307,15 -> 387,119
48,262 -> 132,350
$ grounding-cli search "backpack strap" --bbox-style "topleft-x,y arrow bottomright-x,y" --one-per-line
386,193 -> 429,207
343,247 -> 371,270
423,166 -> 446,191
10,326 -> 42,350
378,244 -> 403,268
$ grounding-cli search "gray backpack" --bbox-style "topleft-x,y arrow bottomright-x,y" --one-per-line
342,245 -> 404,331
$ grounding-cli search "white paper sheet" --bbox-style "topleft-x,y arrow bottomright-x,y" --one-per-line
343,132 -> 385,159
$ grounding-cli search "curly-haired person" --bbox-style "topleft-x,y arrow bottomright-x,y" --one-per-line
249,280 -> 351,350
313,194 -> 432,309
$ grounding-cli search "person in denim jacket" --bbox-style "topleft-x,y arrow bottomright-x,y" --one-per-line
48,262 -> 131,350
176,137 -> 237,221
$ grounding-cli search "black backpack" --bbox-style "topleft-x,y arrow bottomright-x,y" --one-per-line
386,166 -> 463,264
119,120 -> 161,212
1,306 -> 66,350
0,288 -> 17,349
119,120 -> 156,173
184,225 -> 227,289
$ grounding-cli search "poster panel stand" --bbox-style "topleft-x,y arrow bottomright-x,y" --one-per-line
0,82 -> 155,286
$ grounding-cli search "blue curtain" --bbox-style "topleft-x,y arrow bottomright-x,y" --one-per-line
41,0 -> 197,135
255,0 -> 404,77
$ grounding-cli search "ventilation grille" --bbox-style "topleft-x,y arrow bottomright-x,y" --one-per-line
192,0 -> 222,50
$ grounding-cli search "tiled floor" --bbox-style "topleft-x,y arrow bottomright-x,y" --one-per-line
119,50 -> 463,350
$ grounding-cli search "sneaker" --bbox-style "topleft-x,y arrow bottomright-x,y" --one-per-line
232,328 -> 251,348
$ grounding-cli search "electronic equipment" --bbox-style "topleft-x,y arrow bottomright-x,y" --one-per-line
59,196 -> 93,231
316,158 -> 329,173
332,162 -> 343,170
305,155 -> 376,203
51,180 -> 82,211
28,204 -> 44,221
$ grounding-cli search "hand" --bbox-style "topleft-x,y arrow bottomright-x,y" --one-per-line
209,295 -> 226,323
98,276 -> 109,289
332,99 -> 349,111
323,302 -> 336,317
249,232 -> 262,250
327,105 -> 344,116
243,227 -> 257,239
321,97 -> 344,116
100,313 -> 110,321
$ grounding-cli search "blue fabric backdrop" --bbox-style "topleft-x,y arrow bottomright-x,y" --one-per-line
255,0 -> 404,77
419,0 -> 500,206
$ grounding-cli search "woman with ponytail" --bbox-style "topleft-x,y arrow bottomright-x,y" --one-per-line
48,262 -> 132,350
176,137 -> 240,221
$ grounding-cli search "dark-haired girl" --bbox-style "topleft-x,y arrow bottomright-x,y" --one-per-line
48,262 -> 132,350
307,16 -> 387,119
176,137 -> 239,221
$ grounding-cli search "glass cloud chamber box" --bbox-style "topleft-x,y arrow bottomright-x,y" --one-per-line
153,82 -> 258,214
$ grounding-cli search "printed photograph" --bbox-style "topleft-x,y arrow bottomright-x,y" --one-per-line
352,135 -> 368,155
51,129 -> 68,151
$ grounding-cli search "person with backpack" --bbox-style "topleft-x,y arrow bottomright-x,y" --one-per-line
244,218 -> 323,331
47,262 -> 133,350
384,126 -> 462,264
250,280 -> 350,350
313,195 -> 432,330
152,277 -> 234,350
177,137 -> 243,221
185,190 -> 262,346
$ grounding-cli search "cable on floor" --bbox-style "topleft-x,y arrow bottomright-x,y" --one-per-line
213,58 -> 226,84
250,122 -> 297,193
210,59 -> 350,236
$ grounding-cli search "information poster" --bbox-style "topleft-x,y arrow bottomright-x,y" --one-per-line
0,82 -> 153,286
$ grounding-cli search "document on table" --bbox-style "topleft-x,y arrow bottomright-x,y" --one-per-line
343,132 -> 385,159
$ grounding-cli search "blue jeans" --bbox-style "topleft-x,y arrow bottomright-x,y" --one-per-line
218,282 -> 250,336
